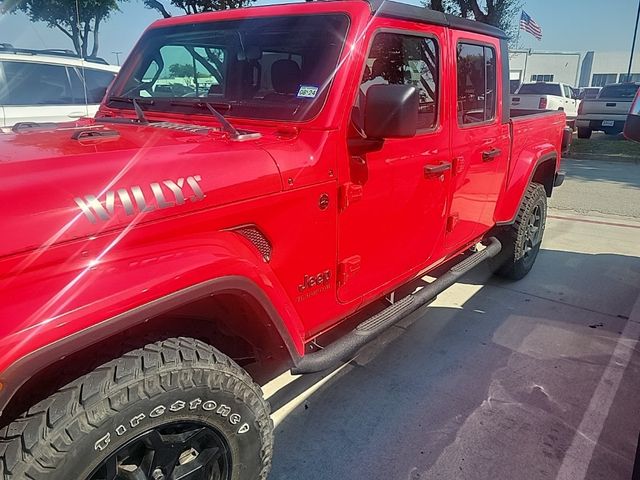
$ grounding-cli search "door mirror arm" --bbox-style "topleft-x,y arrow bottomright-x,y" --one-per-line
347,137 -> 384,156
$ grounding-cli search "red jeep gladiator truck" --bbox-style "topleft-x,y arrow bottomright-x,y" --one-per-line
0,1 -> 568,478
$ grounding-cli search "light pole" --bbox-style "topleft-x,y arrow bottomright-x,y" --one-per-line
627,0 -> 640,81
112,51 -> 123,66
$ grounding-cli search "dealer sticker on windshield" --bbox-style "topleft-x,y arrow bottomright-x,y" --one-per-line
297,86 -> 319,98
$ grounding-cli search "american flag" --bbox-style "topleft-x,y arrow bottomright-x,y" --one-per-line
520,11 -> 543,40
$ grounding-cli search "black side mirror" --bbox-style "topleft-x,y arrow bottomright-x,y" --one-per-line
364,84 -> 418,139
624,90 -> 640,143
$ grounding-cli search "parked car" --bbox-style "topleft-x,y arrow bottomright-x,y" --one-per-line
578,86 -> 601,100
0,45 -> 119,127
576,82 -> 640,138
624,88 -> 640,141
511,82 -> 579,128
0,1 -> 568,478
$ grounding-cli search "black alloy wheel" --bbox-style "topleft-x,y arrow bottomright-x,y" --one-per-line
87,421 -> 232,480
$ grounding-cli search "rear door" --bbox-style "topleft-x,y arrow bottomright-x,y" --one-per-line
337,26 -> 451,303
0,60 -> 83,126
447,33 -> 510,251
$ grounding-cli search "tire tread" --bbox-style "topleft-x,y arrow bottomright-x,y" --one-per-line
0,337 -> 273,480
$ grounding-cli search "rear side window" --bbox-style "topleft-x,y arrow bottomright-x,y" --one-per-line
599,83 -> 640,99
456,43 -> 496,125
69,68 -> 117,103
0,61 -> 74,105
517,83 -> 562,96
358,32 -> 439,130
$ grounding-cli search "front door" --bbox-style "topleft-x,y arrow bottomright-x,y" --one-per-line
446,33 -> 510,251
337,27 -> 451,303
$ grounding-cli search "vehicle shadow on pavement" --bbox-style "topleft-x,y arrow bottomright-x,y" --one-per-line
268,248 -> 640,480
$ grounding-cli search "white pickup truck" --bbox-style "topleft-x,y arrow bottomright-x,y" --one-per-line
511,82 -> 579,128
576,82 -> 640,138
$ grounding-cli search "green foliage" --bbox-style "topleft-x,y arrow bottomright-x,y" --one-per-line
169,63 -> 194,77
0,0 -> 123,57
426,0 -> 523,45
143,0 -> 255,18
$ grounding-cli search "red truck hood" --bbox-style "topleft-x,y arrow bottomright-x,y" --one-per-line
0,122 -> 282,257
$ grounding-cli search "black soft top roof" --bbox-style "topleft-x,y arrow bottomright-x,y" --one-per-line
369,0 -> 508,40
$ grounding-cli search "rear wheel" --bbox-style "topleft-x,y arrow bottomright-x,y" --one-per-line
0,337 -> 273,480
493,183 -> 547,280
577,127 -> 592,139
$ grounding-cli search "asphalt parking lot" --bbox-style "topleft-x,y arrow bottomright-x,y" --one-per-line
265,155 -> 640,480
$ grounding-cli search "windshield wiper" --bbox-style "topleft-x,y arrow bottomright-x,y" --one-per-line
101,96 -> 152,124
169,100 -> 260,141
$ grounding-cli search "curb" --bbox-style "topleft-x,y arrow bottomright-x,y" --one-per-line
564,153 -> 640,163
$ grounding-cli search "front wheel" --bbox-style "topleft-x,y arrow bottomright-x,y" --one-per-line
0,337 -> 274,480
492,183 -> 547,280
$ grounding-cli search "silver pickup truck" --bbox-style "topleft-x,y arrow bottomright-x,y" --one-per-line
576,82 -> 640,138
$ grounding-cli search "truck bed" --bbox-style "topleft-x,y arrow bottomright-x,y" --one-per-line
492,109 -> 566,223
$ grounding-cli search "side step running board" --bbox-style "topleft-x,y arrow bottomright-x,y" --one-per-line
291,237 -> 502,374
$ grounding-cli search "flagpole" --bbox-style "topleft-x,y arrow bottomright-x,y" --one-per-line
515,10 -> 522,49
627,0 -> 640,81
517,10 -> 526,85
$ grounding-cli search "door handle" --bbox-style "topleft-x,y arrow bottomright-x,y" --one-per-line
424,162 -> 452,177
482,148 -> 501,162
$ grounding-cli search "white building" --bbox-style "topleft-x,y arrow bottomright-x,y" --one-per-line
509,49 -> 640,88
509,50 -> 581,86
579,51 -> 640,86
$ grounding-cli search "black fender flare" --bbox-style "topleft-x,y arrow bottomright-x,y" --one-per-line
496,152 -> 558,226
0,275 -> 300,416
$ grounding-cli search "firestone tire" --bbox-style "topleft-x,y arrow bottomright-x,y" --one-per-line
577,127 -> 592,139
493,182 -> 547,281
0,337 -> 273,480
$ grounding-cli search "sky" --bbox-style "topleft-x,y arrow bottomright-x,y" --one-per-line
0,0 -> 639,66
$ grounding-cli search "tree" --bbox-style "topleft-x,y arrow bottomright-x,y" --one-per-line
0,0 -> 123,57
426,0 -> 522,43
169,63 -> 192,77
143,0 -> 254,18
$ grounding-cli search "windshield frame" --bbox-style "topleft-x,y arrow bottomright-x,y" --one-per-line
107,12 -> 351,124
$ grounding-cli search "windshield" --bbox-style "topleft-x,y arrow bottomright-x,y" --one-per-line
109,14 -> 349,122
517,83 -> 562,96
598,83 -> 640,99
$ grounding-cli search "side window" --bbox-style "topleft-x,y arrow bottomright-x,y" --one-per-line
69,68 -> 116,104
0,61 -> 73,106
563,85 -> 572,98
456,43 -> 497,125
358,32 -> 439,130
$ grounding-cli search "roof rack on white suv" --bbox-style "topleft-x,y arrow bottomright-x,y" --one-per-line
0,43 -> 109,65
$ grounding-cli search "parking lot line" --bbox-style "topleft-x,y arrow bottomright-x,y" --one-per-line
555,293 -> 640,480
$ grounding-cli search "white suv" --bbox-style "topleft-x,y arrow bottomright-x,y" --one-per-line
0,45 -> 119,127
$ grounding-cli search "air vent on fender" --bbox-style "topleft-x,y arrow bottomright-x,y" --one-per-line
229,225 -> 272,262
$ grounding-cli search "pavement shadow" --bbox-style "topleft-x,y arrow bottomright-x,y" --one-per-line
561,158 -> 640,188
267,248 -> 640,480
